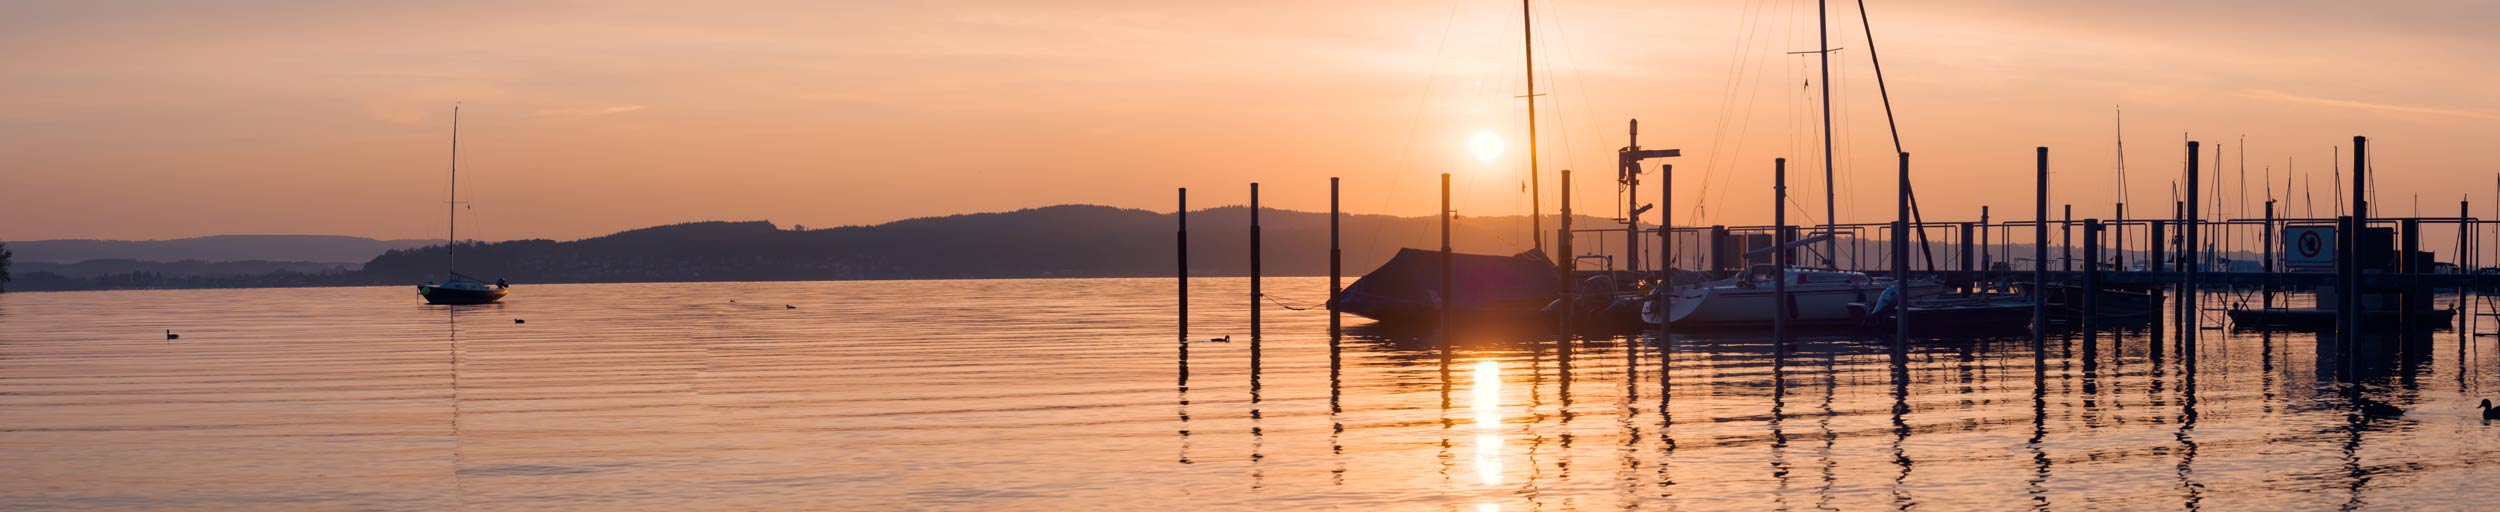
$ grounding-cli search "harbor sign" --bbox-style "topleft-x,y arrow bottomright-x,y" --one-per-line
2283,225 -> 2336,271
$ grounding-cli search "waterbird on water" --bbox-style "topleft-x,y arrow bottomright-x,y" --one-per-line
164,330 -> 178,340
2483,399 -> 2500,421
514,319 -> 526,324
1206,335 -> 1230,343
786,305 -> 796,309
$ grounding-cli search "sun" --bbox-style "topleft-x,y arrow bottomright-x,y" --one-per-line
1468,130 -> 1504,163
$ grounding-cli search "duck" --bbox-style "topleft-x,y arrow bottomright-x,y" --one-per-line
514,319 -> 526,324
2482,399 -> 2500,421
1206,335 -> 1231,343
785,305 -> 796,310
164,330 -> 179,340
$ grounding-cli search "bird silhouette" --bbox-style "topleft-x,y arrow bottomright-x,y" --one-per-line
785,305 -> 796,309
2482,399 -> 2499,421
164,330 -> 179,340
514,319 -> 526,324
1207,335 -> 1231,343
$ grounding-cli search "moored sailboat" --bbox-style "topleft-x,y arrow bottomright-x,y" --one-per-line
418,105 -> 511,305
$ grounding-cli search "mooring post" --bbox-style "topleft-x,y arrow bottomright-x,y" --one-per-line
1441,174 -> 1454,355
1959,222 -> 1976,292
1178,187 -> 1189,384
2115,204 -> 2127,273
2083,218 -> 2102,346
2149,218 -> 2166,346
1250,182 -> 1262,372
2402,218 -> 2422,338
1774,158 -> 1790,351
2263,199 -> 2275,310
1895,152 -> 1912,348
2184,141 -> 2200,351
1330,177 -> 1343,340
1981,206 -> 1993,272
2063,204 -> 2073,272
2035,147 -> 2049,351
1659,163 -> 1674,349
2348,136 -> 2369,364
1561,169 -> 1577,339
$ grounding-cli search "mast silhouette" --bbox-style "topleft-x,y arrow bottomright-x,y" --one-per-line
446,104 -> 460,278
1523,0 -> 1545,257
1818,0 -> 1835,268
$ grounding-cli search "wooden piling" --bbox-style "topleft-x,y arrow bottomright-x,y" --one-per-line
1774,158 -> 1790,349
2062,204 -> 2073,272
1178,188 -> 1189,385
1250,183 -> 1262,370
1441,174 -> 1454,354
2185,141 -> 2199,350
1330,178 -> 1342,340
2035,147 -> 2049,351
1895,152 -> 1912,348
1659,163 -> 1674,347
2083,218 -> 2102,341
1560,169 -> 1576,339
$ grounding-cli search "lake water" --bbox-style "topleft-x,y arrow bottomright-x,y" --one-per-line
3,278 -> 2498,510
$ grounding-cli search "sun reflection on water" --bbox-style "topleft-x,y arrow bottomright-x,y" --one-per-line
1471,360 -> 1504,486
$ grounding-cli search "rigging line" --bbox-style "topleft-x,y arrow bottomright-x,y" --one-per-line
1700,0 -> 1780,223
1533,0 -> 1579,176
1851,0 -> 1929,268
1699,0 -> 1791,227
1377,0 -> 1466,244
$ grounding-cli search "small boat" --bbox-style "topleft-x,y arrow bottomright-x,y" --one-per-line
416,105 -> 510,305
1338,248 -> 1559,325
421,275 -> 509,305
1643,265 -> 1940,328
2020,283 -> 2164,321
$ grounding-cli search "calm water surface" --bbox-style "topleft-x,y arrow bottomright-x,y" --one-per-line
4,278 -> 2500,510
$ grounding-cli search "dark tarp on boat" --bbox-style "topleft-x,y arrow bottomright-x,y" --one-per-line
1338,248 -> 1559,324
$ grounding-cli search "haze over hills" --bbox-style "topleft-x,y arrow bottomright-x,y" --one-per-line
5,235 -> 439,264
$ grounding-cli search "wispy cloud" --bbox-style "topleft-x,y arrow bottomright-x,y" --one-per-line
533,105 -> 647,117
2238,89 -> 2500,121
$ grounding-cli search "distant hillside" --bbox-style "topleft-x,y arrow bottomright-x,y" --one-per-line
5,203 -> 2268,293
6,235 -> 439,264
353,205 -> 1617,283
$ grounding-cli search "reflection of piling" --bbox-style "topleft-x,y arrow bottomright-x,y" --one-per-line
2034,147 -> 2049,351
1774,158 -> 1790,349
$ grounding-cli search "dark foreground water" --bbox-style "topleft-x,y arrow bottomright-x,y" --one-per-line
4,278 -> 2499,510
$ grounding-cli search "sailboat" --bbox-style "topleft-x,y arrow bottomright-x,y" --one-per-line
418,105 -> 510,305
1640,0 -> 1936,329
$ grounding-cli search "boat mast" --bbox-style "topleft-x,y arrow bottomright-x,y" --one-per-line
447,104 -> 460,277
1523,0 -> 1544,258
1818,0 -> 1836,269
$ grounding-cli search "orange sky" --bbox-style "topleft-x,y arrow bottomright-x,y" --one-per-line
5,0 -> 2497,242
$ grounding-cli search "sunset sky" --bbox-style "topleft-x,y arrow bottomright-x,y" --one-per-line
6,0 -> 2497,242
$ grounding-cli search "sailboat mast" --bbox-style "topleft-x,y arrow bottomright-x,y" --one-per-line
447,105 -> 460,277
1818,0 -> 1836,269
1524,0 -> 1543,257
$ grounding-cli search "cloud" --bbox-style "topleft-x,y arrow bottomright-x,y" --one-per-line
2238,89 -> 2500,121
532,105 -> 648,117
